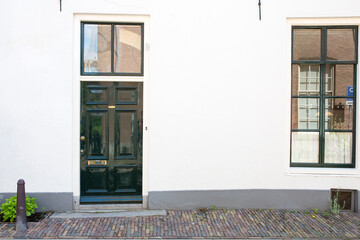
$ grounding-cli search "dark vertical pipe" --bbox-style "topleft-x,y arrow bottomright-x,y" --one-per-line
16,179 -> 27,231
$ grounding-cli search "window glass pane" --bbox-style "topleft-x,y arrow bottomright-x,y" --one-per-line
291,27 -> 356,167
325,65 -> 353,96
292,98 -> 319,129
83,24 -> 111,73
114,25 -> 142,73
325,132 -> 352,164
291,132 -> 319,163
292,64 -> 320,96
327,29 -> 356,61
325,98 -> 353,130
293,29 -> 321,61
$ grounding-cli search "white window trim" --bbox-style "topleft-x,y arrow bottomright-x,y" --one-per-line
285,17 -> 360,176
72,14 -> 150,209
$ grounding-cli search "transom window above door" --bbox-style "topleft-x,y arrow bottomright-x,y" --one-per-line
81,22 -> 144,76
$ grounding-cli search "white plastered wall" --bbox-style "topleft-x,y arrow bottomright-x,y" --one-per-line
147,1 -> 360,192
1,0 -> 360,201
0,0 -> 74,193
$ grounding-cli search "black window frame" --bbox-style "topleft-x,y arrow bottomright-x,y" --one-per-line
291,25 -> 358,168
80,21 -> 144,76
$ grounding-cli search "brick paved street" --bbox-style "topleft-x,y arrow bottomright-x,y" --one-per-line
1,209 -> 360,239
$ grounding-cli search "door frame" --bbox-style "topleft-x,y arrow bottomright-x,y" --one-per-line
72,14 -> 150,209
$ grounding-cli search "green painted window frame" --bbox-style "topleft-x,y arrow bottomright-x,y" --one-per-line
80,22 -> 144,76
291,26 -> 358,168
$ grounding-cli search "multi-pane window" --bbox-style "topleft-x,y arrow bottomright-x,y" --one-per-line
291,26 -> 357,167
81,22 -> 144,76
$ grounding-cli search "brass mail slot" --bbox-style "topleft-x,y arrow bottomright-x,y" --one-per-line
88,160 -> 107,166
108,105 -> 115,109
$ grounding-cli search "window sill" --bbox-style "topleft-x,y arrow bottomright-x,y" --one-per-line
290,163 -> 355,168
286,167 -> 360,177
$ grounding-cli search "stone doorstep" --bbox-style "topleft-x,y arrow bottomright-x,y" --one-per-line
50,209 -> 167,218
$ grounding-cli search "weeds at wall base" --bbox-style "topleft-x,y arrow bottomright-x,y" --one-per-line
0,211 -> 53,223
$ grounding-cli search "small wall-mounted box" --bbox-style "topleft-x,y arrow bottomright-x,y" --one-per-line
330,189 -> 358,212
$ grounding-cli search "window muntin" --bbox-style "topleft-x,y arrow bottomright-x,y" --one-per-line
291,26 -> 357,168
81,22 -> 144,76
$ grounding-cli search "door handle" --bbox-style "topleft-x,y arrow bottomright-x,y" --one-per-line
80,136 -> 86,156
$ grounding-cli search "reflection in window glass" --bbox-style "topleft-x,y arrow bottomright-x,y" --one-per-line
81,23 -> 143,75
293,29 -> 321,61
114,25 -> 142,73
291,26 -> 357,167
291,132 -> 319,163
292,98 -> 319,129
325,132 -> 352,164
83,24 -> 111,73
327,29 -> 356,61
326,65 -> 353,96
325,98 -> 353,130
292,64 -> 335,96
325,65 -> 334,95
299,65 -> 320,95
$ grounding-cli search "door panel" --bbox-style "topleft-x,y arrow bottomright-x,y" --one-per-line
85,167 -> 109,193
115,110 -> 137,159
86,86 -> 109,104
114,165 -> 137,193
115,87 -> 138,105
87,110 -> 109,159
80,81 -> 143,203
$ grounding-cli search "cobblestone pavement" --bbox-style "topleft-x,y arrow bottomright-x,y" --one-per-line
1,209 -> 360,239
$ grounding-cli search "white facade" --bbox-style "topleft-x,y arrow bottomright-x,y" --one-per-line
1,0 -> 360,210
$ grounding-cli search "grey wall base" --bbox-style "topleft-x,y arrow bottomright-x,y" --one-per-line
149,189 -> 338,210
1,190 -> 357,212
0,192 -> 73,211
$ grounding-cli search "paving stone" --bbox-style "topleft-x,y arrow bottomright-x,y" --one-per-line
0,209 -> 360,239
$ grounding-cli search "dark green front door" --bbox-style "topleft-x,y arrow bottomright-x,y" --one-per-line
80,81 -> 143,203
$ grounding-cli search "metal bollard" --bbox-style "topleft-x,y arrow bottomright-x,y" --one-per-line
16,179 -> 27,231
